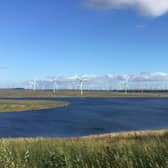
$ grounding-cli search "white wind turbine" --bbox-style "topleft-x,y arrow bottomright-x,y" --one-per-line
77,75 -> 96,96
52,78 -> 58,94
79,79 -> 84,96
70,76 -> 85,96
33,79 -> 37,91
29,80 -> 33,90
46,77 -> 59,94
123,75 -> 129,94
28,79 -> 37,91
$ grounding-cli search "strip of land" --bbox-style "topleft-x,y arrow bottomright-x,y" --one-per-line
1,89 -> 168,98
0,100 -> 69,112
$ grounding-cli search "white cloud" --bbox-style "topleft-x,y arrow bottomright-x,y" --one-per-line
22,72 -> 168,90
86,0 -> 168,17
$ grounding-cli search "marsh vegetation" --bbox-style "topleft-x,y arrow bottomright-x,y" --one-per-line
0,130 -> 167,168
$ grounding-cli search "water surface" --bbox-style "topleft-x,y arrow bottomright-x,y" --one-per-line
0,97 -> 167,137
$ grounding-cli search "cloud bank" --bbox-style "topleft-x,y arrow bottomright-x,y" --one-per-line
86,0 -> 168,17
21,72 -> 168,90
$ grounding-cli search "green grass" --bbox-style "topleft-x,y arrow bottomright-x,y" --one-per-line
0,130 -> 167,168
0,100 -> 69,112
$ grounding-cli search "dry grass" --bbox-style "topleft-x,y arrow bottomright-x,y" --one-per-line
0,129 -> 167,168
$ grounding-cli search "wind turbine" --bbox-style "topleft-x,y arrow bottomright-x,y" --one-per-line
63,75 -> 85,96
46,77 -> 59,94
79,79 -> 84,96
53,78 -> 57,94
28,80 -> 36,91
123,75 -> 129,94
77,75 -> 96,96
33,79 -> 37,91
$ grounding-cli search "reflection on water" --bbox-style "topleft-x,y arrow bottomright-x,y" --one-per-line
0,97 -> 168,138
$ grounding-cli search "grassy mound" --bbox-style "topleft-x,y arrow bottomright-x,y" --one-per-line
0,130 -> 167,168
0,100 -> 69,112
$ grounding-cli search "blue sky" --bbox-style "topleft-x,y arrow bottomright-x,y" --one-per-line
0,0 -> 168,82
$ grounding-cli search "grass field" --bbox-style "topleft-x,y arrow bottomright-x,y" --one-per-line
0,89 -> 168,98
0,100 -> 69,112
0,130 -> 167,168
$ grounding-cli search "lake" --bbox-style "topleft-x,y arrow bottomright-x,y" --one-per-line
0,97 -> 168,138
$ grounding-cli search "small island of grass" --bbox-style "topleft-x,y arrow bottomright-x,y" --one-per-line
0,100 -> 69,112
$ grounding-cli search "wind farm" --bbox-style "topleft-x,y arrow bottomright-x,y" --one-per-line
1,75 -> 168,168
2,73 -> 168,98
0,0 -> 168,167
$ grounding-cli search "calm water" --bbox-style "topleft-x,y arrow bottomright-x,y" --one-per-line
0,97 -> 168,138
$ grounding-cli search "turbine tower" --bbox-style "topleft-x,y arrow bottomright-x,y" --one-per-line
80,79 -> 84,96
53,78 -> 57,94
77,76 -> 88,97
124,75 -> 129,94
46,77 -> 59,94
77,75 -> 95,97
33,79 -> 37,91
28,80 -> 36,91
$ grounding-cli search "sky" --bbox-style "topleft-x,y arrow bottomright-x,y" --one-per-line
0,0 -> 168,84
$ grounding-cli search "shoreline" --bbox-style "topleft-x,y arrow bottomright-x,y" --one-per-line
77,129 -> 168,140
1,129 -> 167,140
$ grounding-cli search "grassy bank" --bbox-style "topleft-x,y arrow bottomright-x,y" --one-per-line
1,89 -> 168,98
0,130 -> 167,168
0,100 -> 69,112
